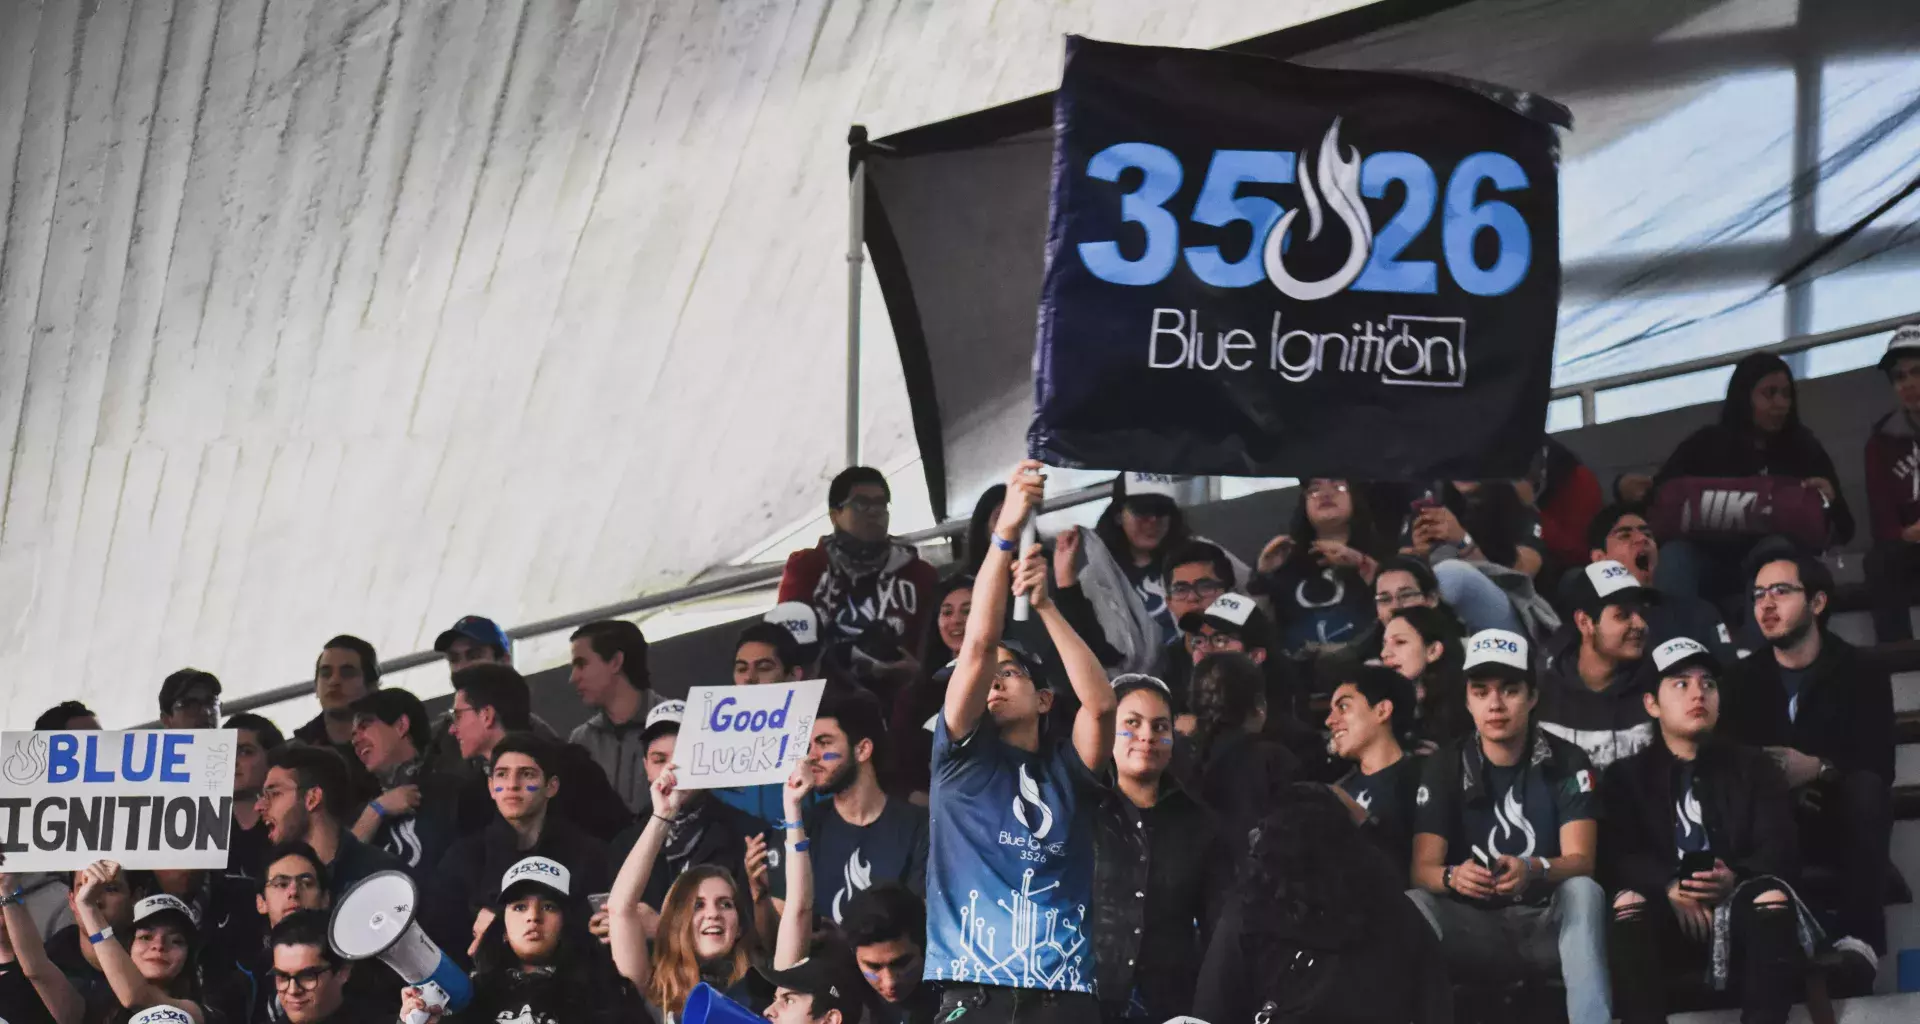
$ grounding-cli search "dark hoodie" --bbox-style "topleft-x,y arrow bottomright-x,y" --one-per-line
1535,644 -> 1657,772
1652,352 -> 1854,546
1864,407 -> 1920,542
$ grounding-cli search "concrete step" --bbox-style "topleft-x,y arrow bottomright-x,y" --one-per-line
1670,992 -> 1920,1023
1830,609 -> 1920,648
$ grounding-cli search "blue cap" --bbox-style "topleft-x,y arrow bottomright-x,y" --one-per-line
435,615 -> 511,656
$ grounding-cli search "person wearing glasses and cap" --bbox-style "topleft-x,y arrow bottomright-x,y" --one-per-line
1408,629 -> 1609,1024
1862,323 -> 1920,642
923,461 -> 1117,1024
1603,636 -> 1811,1024
157,670 -> 222,730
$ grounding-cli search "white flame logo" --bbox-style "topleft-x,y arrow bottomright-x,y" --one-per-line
1012,764 -> 1055,840
4,734 -> 49,785
1676,789 -> 1705,846
1487,785 -> 1537,858
831,849 -> 874,923
1264,118 -> 1373,301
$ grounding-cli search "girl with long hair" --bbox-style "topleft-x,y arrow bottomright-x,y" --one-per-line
1193,786 -> 1450,1023
402,856 -> 622,1023
1639,352 -> 1854,614
1254,479 -> 1386,663
1070,475 -> 1196,672
1379,604 -> 1472,749
609,764 -> 765,1023
1189,653 -> 1301,840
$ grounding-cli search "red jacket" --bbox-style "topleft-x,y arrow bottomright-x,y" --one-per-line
1864,410 -> 1920,542
778,537 -> 939,656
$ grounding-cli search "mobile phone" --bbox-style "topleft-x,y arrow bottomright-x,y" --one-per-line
1470,845 -> 1493,871
588,893 -> 611,914
1410,491 -> 1439,516
1678,852 -> 1716,877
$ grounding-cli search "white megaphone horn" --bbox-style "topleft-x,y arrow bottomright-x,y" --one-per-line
682,981 -> 767,1024
329,870 -> 472,1024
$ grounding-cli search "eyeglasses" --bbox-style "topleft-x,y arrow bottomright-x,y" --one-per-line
1375,588 -> 1425,607
1751,582 -> 1807,602
836,497 -> 889,515
449,704 -> 477,720
271,966 -> 336,992
1305,481 -> 1350,498
266,873 -> 320,894
258,784 -> 299,804
1168,579 -> 1226,601
170,695 -> 221,715
1195,632 -> 1243,650
993,662 -> 1032,683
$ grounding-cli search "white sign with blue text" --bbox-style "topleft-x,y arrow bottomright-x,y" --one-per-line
677,681 -> 825,790
0,730 -> 236,871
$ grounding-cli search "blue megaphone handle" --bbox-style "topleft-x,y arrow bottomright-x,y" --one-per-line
424,951 -> 473,1012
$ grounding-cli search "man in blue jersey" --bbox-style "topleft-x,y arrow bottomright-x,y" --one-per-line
925,461 -> 1118,1024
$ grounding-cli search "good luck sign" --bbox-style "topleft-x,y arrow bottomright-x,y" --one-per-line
676,680 -> 826,790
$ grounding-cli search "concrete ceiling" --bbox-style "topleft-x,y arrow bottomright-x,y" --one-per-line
0,0 -> 1367,727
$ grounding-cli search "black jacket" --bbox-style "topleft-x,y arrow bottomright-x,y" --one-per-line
1091,769 -> 1231,1019
1600,736 -> 1798,900
1721,632 -> 1896,784
1196,731 -> 1301,845
608,796 -> 763,910
1193,842 -> 1451,1024
429,815 -> 614,964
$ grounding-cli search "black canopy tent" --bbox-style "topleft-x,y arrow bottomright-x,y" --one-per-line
855,0 -> 1920,521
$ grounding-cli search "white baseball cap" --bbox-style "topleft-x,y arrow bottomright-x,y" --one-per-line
133,894 -> 199,937
1462,629 -> 1531,681
1569,560 -> 1660,615
642,699 -> 685,743
498,856 -> 571,903
1651,636 -> 1721,677
1878,323 -> 1920,372
764,601 -> 820,649
1123,472 -> 1185,502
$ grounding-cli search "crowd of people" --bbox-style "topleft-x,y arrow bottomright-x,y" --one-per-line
3,326 -> 1919,1024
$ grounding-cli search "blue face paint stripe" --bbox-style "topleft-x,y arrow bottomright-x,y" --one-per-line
818,752 -> 843,761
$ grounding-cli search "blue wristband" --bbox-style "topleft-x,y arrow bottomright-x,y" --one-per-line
87,927 -> 114,946
369,802 -> 388,819
776,819 -> 804,830
991,533 -> 1016,552
790,839 -> 810,853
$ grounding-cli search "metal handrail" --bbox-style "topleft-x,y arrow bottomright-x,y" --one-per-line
213,481 -> 1118,718
215,313 -> 1920,720
1552,311 -> 1920,427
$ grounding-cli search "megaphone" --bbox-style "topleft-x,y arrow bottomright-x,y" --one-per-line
682,981 -> 766,1024
329,870 -> 472,1024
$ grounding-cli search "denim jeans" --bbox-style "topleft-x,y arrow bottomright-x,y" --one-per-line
1432,559 -> 1525,636
1408,877 -> 1611,1024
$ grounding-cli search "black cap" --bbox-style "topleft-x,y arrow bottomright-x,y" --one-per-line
931,638 -> 1049,688
756,942 -> 867,1020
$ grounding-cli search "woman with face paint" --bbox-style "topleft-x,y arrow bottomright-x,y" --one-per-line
402,856 -> 621,1024
1090,675 -> 1230,1024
